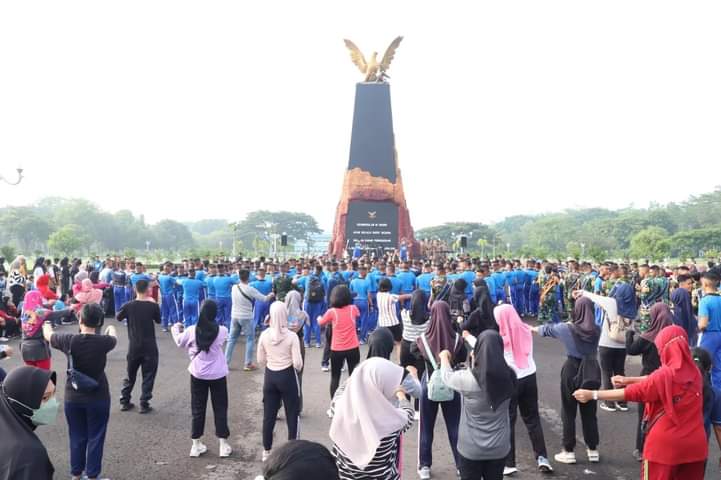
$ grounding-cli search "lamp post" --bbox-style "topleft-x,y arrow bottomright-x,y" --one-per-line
506,242 -> 511,256
231,223 -> 238,258
145,240 -> 151,252
0,168 -> 24,186
581,243 -> 586,259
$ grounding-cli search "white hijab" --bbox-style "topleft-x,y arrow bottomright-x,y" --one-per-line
329,357 -> 408,469
284,290 -> 308,326
268,301 -> 289,345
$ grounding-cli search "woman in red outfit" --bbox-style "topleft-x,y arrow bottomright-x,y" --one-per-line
574,325 -> 707,479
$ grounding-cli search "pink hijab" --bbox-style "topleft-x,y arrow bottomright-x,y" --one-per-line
75,279 -> 102,304
329,357 -> 409,469
21,291 -> 48,337
22,290 -> 45,314
493,304 -> 532,370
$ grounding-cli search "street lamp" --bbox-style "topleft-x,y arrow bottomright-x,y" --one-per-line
0,168 -> 23,186
506,242 -> 511,255
145,240 -> 151,252
581,243 -> 586,259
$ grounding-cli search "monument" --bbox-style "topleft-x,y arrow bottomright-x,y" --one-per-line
329,37 -> 419,258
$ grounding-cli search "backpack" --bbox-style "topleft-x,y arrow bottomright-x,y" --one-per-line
448,290 -> 471,322
326,272 -> 347,300
606,313 -> 632,343
420,333 -> 459,402
307,276 -> 325,304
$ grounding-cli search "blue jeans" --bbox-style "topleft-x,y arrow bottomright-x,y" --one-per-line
701,331 -> 721,388
418,375 -> 461,468
183,300 -> 199,327
65,399 -> 111,478
113,286 -> 127,314
303,301 -> 325,346
176,293 -> 184,323
216,297 -> 231,328
254,299 -> 271,329
355,299 -> 370,342
161,294 -> 178,328
225,316 -> 255,367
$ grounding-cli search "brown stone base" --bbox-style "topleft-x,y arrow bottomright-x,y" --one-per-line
329,167 -> 418,258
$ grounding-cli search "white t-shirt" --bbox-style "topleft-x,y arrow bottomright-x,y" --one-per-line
377,292 -> 400,327
503,346 -> 537,379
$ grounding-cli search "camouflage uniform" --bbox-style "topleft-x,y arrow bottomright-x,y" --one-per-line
537,272 -> 559,324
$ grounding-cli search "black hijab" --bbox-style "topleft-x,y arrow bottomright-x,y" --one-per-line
409,290 -> 429,326
0,366 -> 55,480
471,330 -> 516,410
196,300 -> 219,353
367,327 -> 394,360
569,297 -> 600,345
465,286 -> 497,336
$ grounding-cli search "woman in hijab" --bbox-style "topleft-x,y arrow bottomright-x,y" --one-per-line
400,290 -> 429,397
284,290 -> 307,412
73,278 -> 103,315
625,302 -> 673,460
0,365 -> 57,479
438,330 -> 515,480
329,357 -> 414,480
20,291 -> 53,370
485,304 -> 552,475
31,257 -> 45,287
463,286 -> 497,337
414,300 -> 465,479
671,274 -> 696,345
574,325 -> 708,479
368,327 -> 422,399
255,440 -> 339,480
531,296 -> 601,465
257,302 -> 303,462
172,300 -> 231,458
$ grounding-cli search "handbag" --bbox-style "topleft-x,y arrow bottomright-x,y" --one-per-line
66,338 -> 99,393
420,333 -> 458,402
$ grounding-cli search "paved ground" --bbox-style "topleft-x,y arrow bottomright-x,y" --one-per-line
1,317 -> 719,479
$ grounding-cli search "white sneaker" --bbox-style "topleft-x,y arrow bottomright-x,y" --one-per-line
587,449 -> 600,463
413,411 -> 420,421
321,365 -> 330,372
503,466 -> 518,475
262,450 -> 271,462
0,337 -> 8,342
219,439 -> 232,457
418,466 -> 431,479
189,441 -> 207,457
326,408 -> 333,419
553,450 -> 576,464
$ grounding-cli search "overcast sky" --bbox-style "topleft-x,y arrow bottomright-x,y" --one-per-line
1,1 -> 720,231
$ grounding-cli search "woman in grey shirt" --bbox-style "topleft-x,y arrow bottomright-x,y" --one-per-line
439,330 -> 516,480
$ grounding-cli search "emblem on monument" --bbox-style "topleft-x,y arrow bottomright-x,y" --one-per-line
343,36 -> 403,83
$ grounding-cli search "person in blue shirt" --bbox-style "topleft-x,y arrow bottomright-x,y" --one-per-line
351,265 -> 373,343
325,263 -> 347,306
416,263 -> 434,295
250,268 -> 274,330
526,262 -> 540,316
206,264 -> 218,301
513,262 -> 528,316
384,265 -> 402,295
366,262 -> 383,333
296,265 -> 326,348
491,265 -> 507,304
396,262 -> 417,310
459,260 -> 475,301
174,264 -> 188,325
399,241 -> 408,262
698,272 -> 721,388
111,262 -> 129,317
213,264 -> 239,328
176,269 -> 205,327
129,263 -> 153,290
352,242 -> 362,260
484,266 -> 498,305
157,262 -> 178,331
194,260 -> 207,303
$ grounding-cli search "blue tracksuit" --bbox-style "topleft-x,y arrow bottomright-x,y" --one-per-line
302,274 -> 326,346
158,274 -> 178,327
250,277 -> 273,329
214,274 -> 239,328
492,272 -> 506,303
526,269 -> 539,316
177,278 -> 204,327
195,270 -> 207,303
416,273 -> 433,295
351,276 -> 371,341
111,270 -> 128,315
397,270 -> 416,309
512,269 -> 527,315
460,270 -> 476,301
206,275 -> 217,300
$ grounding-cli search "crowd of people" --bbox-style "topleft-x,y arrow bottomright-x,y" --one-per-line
0,252 -> 720,479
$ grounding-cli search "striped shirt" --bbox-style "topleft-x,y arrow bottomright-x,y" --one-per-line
401,309 -> 428,343
377,292 -> 400,327
330,387 -> 414,480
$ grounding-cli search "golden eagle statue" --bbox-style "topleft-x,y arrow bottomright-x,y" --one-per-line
343,36 -> 403,82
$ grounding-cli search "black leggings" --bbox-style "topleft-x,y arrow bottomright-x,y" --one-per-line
329,348 -> 360,399
598,346 -> 626,392
458,454 -> 505,480
400,339 -> 425,410
9,285 -> 24,308
560,357 -> 599,451
507,373 -> 547,467
262,366 -> 300,451
190,375 -> 229,439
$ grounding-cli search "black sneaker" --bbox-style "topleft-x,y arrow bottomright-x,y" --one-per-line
120,402 -> 135,412
599,401 -> 616,412
139,404 -> 153,414
615,401 -> 629,412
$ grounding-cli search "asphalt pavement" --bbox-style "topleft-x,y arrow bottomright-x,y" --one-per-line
0,317 -> 718,479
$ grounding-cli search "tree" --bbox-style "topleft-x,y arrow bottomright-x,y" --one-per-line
151,220 -> 195,250
0,207 -> 52,251
629,227 -> 671,261
476,238 -> 488,258
47,225 -> 88,256
0,245 -> 15,262
234,211 -> 321,245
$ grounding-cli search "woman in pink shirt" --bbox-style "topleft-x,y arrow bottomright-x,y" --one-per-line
319,285 -> 360,399
257,301 -> 303,462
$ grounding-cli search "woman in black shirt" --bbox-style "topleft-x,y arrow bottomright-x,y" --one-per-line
44,303 -> 117,480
